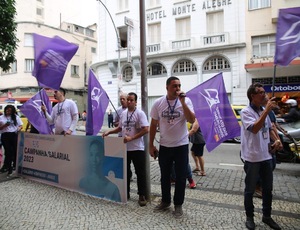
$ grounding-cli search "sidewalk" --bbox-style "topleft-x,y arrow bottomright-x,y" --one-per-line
0,125 -> 299,229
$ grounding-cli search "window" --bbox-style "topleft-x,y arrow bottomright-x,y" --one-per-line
148,0 -> 160,8
2,61 -> 17,74
74,25 -> 84,34
85,28 -> 94,38
203,56 -> 230,71
71,65 -> 79,76
25,59 -> 34,72
91,47 -> 96,53
148,23 -> 161,44
123,66 -> 133,82
207,11 -> 224,35
36,8 -> 43,16
176,17 -> 190,40
147,62 -> 167,76
119,27 -> 128,48
249,0 -> 271,10
118,0 -> 128,11
252,35 -> 275,58
24,33 -> 33,47
173,59 -> 197,74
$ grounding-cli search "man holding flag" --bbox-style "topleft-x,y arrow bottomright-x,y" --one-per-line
241,83 -> 281,230
41,88 -> 78,135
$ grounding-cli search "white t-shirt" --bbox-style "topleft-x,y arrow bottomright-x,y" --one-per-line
119,108 -> 149,151
150,96 -> 194,147
0,115 -> 23,133
47,99 -> 78,135
115,106 -> 126,137
240,105 -> 272,162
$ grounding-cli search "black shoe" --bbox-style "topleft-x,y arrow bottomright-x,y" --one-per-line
138,195 -> 147,207
262,216 -> 281,230
154,202 -> 171,211
0,167 -> 8,174
245,217 -> 255,230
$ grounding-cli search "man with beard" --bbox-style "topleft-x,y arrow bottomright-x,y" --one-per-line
42,88 -> 78,135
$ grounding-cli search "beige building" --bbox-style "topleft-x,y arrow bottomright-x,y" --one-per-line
0,0 -> 98,113
244,0 -> 300,100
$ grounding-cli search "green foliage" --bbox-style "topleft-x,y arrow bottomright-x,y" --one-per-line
0,0 -> 18,72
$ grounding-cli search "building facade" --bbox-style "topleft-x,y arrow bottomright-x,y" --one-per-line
93,0 -> 300,114
0,0 -> 98,113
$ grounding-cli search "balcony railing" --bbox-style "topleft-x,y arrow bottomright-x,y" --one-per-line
172,39 -> 191,49
146,43 -> 161,53
203,34 -> 226,45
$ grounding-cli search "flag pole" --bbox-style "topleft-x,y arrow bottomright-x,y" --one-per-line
272,65 -> 277,97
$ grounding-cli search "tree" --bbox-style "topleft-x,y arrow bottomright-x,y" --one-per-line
0,0 -> 18,72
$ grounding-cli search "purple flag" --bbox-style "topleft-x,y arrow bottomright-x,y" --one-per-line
32,34 -> 79,90
19,89 -> 53,134
86,69 -> 109,136
186,73 -> 240,152
274,7 -> 300,66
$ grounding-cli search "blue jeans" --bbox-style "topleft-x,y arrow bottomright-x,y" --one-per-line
159,144 -> 189,206
244,160 -> 273,217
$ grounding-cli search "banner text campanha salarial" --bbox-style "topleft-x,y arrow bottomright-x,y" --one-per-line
24,147 -> 70,161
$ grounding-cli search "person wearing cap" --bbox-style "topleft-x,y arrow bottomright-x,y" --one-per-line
279,99 -> 299,123
41,88 -> 79,135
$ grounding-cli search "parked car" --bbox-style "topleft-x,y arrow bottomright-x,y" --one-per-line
230,105 -> 246,143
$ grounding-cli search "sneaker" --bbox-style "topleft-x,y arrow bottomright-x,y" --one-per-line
138,195 -> 147,207
7,169 -> 14,178
245,216 -> 255,230
0,167 -> 8,174
154,202 -> 171,211
173,205 -> 183,218
262,216 -> 281,230
188,178 -> 196,189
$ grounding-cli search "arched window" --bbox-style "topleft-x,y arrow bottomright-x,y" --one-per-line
147,62 -> 167,76
172,59 -> 197,74
203,56 -> 230,71
122,66 -> 133,82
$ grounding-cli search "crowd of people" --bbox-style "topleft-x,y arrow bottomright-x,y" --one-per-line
1,79 -> 299,227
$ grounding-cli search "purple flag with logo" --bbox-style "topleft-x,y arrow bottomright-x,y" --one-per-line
274,7 -> 300,66
186,73 -> 240,152
32,33 -> 79,89
86,69 -> 109,136
19,89 -> 53,134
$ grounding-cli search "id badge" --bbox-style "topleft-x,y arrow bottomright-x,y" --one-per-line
262,131 -> 268,139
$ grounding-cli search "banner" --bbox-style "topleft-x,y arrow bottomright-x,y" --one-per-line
187,73 -> 240,152
274,7 -> 300,66
86,69 -> 109,135
17,133 -> 127,203
32,34 -> 79,89
19,89 -> 53,134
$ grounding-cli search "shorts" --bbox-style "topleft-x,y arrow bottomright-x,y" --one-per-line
191,143 -> 205,157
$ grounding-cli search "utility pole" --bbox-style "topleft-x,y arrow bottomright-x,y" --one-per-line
139,0 -> 151,201
97,0 -> 122,101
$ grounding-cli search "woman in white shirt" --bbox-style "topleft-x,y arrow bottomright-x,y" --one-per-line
0,105 -> 23,176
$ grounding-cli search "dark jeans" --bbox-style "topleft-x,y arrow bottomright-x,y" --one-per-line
244,160 -> 273,218
1,132 -> 18,170
127,150 -> 146,197
171,162 -> 192,180
159,144 -> 189,206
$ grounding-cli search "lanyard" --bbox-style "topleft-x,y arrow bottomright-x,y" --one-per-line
127,108 -> 136,126
166,96 -> 178,116
57,101 -> 65,115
